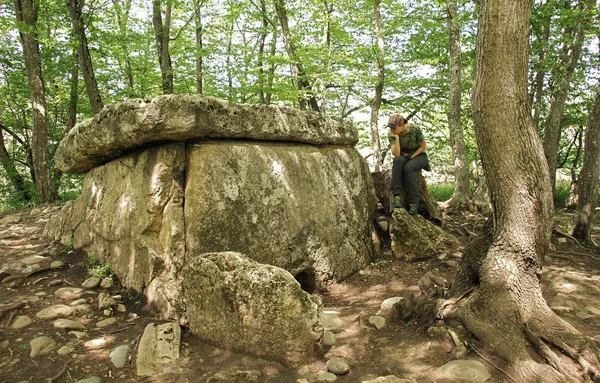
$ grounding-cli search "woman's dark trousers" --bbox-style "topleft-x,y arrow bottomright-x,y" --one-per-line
390,154 -> 429,208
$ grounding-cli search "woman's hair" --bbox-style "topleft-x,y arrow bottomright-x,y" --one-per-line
388,114 -> 408,126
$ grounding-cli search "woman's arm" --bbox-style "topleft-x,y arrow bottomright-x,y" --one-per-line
410,140 -> 426,159
390,135 -> 401,157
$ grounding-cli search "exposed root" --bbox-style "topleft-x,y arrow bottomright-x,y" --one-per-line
524,324 -> 581,382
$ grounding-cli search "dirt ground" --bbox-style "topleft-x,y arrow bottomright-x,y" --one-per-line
0,205 -> 599,383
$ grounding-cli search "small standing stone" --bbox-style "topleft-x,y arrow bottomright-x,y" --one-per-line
11,315 -> 33,329
326,357 -> 351,375
81,276 -> 101,289
368,316 -> 386,329
323,311 -> 343,333
100,277 -> 114,289
51,261 -> 65,269
323,330 -> 336,346
96,317 -> 117,328
298,365 -> 310,376
316,371 -> 337,382
35,305 -> 73,320
53,318 -> 86,330
30,336 -> 57,357
110,345 -> 130,368
74,377 -> 102,383
21,256 -> 47,265
57,344 -> 76,356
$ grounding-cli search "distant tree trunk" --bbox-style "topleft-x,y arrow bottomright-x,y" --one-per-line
273,0 -> 320,112
317,0 -> 333,113
572,89 -> 600,243
226,19 -> 234,100
152,0 -> 174,94
442,0 -> 600,380
0,125 -> 32,200
67,0 -> 103,114
194,0 -> 204,95
257,0 -> 268,103
542,0 -> 592,193
530,0 -> 551,130
265,27 -> 277,106
67,48 -> 79,133
112,0 -> 135,95
443,0 -> 470,210
14,0 -> 59,203
369,0 -> 384,172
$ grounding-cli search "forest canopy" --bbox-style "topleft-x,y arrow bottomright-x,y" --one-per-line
0,0 -> 598,210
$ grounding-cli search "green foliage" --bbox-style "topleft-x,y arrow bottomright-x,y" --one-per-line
84,254 -> 114,278
428,182 -> 455,202
554,181 -> 571,209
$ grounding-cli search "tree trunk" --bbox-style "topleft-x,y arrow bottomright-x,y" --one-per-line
273,0 -> 320,112
572,89 -> 600,243
195,0 -> 204,95
67,47 -> 79,133
152,0 -> 174,95
67,0 -> 103,114
369,0 -> 384,172
265,27 -> 277,106
542,0 -> 592,193
443,0 -> 470,210
442,0 -> 600,380
257,0 -> 268,103
112,0 -> 135,95
529,0 -> 551,130
14,0 -> 59,203
0,125 -> 32,201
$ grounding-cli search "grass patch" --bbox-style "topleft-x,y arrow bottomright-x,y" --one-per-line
428,183 -> 455,202
84,254 -> 114,278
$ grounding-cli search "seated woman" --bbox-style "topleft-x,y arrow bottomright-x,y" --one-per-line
386,114 -> 430,215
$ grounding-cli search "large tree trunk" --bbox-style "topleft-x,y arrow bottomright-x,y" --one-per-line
14,0 -> 59,203
0,125 -> 32,201
542,0 -> 593,193
571,88 -> 600,244
440,0 -> 600,381
152,0 -> 174,95
368,0 -> 384,172
66,0 -> 103,114
273,0 -> 320,112
443,0 -> 470,210
67,48 -> 79,133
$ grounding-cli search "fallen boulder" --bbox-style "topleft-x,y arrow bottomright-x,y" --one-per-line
183,252 -> 323,367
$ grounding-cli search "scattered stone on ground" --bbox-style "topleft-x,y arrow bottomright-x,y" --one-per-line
434,360 -> 490,383
324,311 -> 343,333
35,304 -> 73,320
81,276 -> 101,288
326,357 -> 351,375
109,344 -> 130,368
29,336 -> 57,357
323,330 -> 336,346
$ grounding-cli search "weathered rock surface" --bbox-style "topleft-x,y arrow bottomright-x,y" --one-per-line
46,97 -> 377,324
185,143 -> 377,286
54,95 -> 358,173
30,336 -> 56,357
389,209 -> 458,261
136,323 -> 181,376
46,143 -> 186,319
183,252 -> 323,367
362,377 -> 414,383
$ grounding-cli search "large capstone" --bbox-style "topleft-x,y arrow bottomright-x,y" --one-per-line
54,95 -> 358,174
184,252 -> 322,367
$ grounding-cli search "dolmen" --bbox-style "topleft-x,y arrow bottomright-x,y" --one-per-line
46,95 -> 378,366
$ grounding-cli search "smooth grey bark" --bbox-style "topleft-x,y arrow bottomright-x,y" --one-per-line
14,0 -> 59,202
67,0 -> 103,115
152,0 -> 174,94
572,88 -> 600,243
368,0 -> 384,172
444,0 -> 470,209
445,0 -> 599,380
542,0 -> 593,192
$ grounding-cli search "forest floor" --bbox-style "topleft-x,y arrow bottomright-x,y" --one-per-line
0,205 -> 599,383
